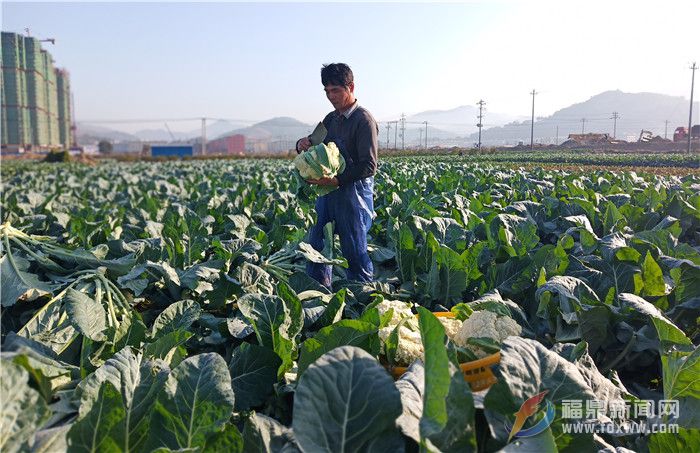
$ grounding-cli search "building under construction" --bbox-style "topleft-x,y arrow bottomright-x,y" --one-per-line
1,31 -> 74,152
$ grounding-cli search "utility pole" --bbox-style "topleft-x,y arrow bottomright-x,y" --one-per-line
400,113 -> 406,150
664,120 -> 669,139
385,123 -> 391,149
555,126 -> 559,146
581,118 -> 586,134
476,99 -> 485,149
611,112 -> 620,139
424,121 -> 428,149
530,89 -> 537,151
201,117 -> 207,156
688,62 -> 697,153
394,121 -> 398,149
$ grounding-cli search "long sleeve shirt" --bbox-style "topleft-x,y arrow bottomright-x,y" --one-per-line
297,101 -> 379,187
322,101 -> 379,186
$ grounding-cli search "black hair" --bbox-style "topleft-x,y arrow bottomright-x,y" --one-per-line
321,63 -> 353,87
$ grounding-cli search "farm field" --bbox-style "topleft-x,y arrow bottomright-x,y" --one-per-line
1,155 -> 699,452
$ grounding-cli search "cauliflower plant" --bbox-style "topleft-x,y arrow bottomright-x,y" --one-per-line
453,310 -> 522,358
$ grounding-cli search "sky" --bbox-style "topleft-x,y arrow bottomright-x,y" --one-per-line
2,0 -> 699,133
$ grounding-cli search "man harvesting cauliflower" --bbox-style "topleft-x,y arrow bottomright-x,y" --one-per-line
295,63 -> 379,288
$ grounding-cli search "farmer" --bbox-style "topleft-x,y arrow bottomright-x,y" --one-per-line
295,63 -> 379,289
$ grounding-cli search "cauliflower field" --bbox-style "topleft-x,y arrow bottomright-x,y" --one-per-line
1,155 -> 699,452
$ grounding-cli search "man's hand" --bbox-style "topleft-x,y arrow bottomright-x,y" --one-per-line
306,176 -> 339,187
296,136 -> 312,153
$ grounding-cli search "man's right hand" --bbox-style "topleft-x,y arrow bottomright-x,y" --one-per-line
296,136 -> 312,153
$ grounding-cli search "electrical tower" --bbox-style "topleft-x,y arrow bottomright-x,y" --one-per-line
688,62 -> 697,154
423,121 -> 428,149
476,100 -> 485,149
201,118 -> 207,156
611,112 -> 620,139
385,123 -> 391,149
581,118 -> 586,134
399,113 -> 406,149
664,120 -> 669,139
530,90 -> 537,150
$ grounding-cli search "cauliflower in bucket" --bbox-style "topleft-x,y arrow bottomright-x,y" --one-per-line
292,142 -> 345,198
453,310 -> 522,358
376,300 -> 523,367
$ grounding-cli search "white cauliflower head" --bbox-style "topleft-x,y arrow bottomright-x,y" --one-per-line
376,299 -> 414,327
379,323 -> 423,367
438,317 -> 462,341
453,310 -> 521,358
293,142 -> 344,180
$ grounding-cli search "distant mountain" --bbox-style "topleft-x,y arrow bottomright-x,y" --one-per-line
133,128 -> 193,141
220,117 -> 313,140
470,91 -> 700,145
76,123 -> 139,143
405,105 -> 528,135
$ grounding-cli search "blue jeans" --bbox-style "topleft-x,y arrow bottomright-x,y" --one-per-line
306,177 -> 375,288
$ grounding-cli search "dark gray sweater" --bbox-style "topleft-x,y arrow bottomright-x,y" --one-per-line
320,105 -> 379,186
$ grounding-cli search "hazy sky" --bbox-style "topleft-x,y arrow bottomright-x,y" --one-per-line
3,0 -> 698,132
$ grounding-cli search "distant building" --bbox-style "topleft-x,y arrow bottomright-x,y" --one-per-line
151,144 -> 194,157
1,31 -> 75,152
207,134 -> 245,155
112,142 -> 145,153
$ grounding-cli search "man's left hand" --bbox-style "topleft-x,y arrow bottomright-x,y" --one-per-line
306,177 -> 339,187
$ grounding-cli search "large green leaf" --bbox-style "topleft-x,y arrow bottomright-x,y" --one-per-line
0,255 -> 55,307
395,223 -> 418,282
0,361 -> 51,453
426,244 -> 468,306
75,347 -> 169,452
150,299 -> 202,338
292,346 -> 402,453
148,353 -> 235,450
483,337 -> 629,452
297,319 -> 379,375
242,412 -> 297,453
202,424 -> 244,453
238,292 -> 301,377
65,288 -> 108,342
647,428 -> 700,453
487,214 -> 539,258
417,307 -> 477,452
229,343 -> 281,411
68,381 -> 125,453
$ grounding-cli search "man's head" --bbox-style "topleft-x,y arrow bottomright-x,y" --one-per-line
321,63 -> 355,112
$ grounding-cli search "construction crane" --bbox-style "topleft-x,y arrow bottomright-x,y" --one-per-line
164,123 -> 176,142
24,28 -> 55,44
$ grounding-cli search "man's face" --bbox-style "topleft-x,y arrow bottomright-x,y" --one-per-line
324,82 -> 354,112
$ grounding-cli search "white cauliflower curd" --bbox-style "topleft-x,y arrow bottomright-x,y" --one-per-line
453,310 -> 522,358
